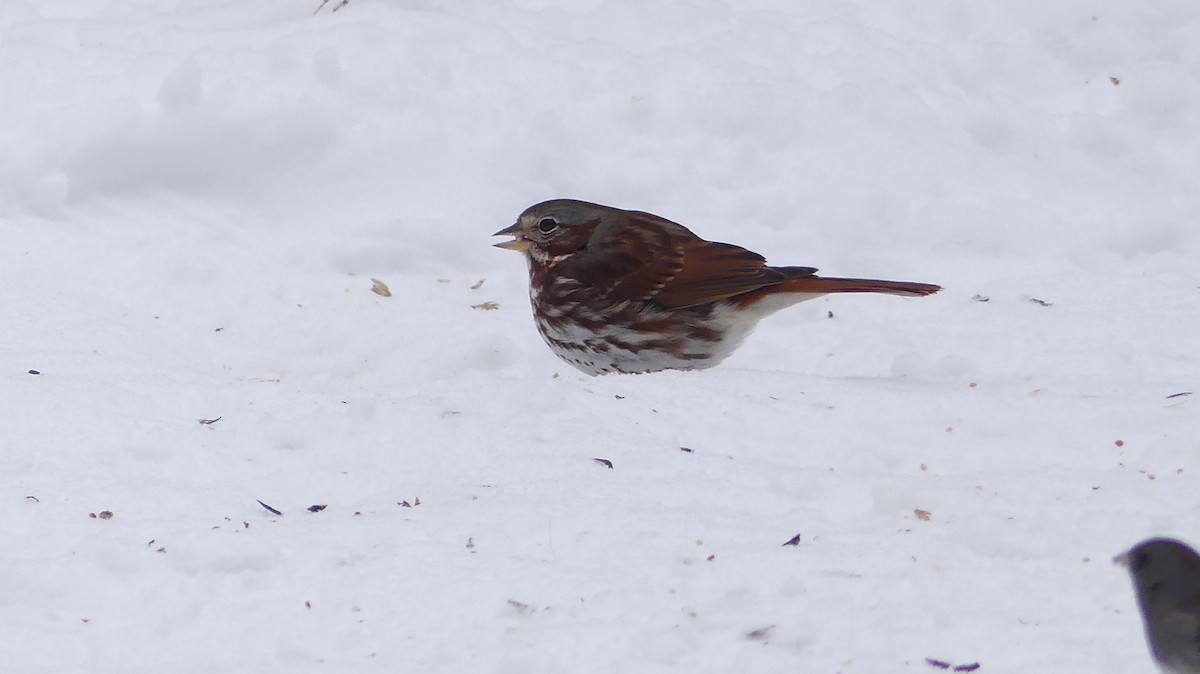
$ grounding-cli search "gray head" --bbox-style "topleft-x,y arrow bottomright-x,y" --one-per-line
1118,537 -> 1200,674
492,199 -> 623,259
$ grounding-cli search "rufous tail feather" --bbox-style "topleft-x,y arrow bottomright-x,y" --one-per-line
781,277 -> 942,297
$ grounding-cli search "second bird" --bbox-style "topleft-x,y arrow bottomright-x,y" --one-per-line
494,199 -> 941,375
1118,538 -> 1200,674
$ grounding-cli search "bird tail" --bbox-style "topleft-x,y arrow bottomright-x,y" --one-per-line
780,275 -> 942,297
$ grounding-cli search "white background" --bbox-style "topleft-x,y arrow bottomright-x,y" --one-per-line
3,1 -> 1198,672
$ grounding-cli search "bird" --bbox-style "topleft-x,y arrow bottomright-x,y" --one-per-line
1117,537 -> 1200,674
493,198 -> 941,375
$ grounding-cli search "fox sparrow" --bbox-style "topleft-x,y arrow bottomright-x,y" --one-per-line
494,199 -> 941,375
1118,538 -> 1200,674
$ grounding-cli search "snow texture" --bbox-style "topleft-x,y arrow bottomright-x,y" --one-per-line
3,1 -> 1198,672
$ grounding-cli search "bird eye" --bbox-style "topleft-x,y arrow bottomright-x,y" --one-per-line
537,217 -> 559,234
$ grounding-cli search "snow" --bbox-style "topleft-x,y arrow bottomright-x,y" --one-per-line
3,1 -> 1198,671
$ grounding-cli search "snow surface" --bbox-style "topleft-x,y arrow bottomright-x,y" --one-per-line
3,1 -> 1199,672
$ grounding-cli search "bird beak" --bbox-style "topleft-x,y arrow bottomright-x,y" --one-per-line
493,223 -> 532,252
1113,551 -> 1130,567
